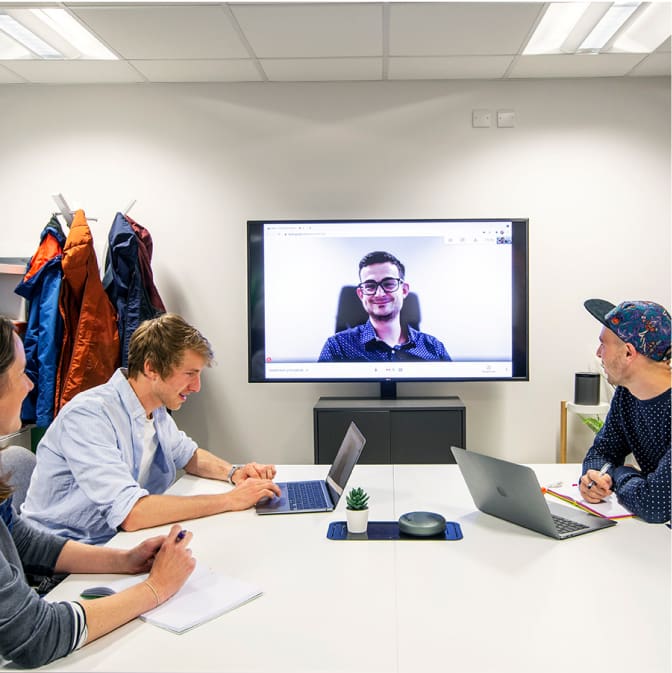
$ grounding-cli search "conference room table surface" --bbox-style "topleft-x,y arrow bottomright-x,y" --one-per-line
35,463 -> 670,673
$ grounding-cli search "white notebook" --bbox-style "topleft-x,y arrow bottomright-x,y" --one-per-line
100,562 -> 262,634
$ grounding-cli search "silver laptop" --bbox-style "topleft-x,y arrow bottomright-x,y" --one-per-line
450,446 -> 616,539
256,421 -> 366,515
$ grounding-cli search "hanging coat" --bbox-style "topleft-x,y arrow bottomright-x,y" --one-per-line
103,212 -> 165,366
14,217 -> 66,427
128,215 -> 165,316
55,209 -> 119,413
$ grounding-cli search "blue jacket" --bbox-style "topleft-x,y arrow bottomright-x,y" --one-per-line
103,213 -> 164,366
14,219 -> 66,427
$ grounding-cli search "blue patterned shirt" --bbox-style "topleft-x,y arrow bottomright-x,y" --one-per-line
581,386 -> 671,523
318,321 -> 451,362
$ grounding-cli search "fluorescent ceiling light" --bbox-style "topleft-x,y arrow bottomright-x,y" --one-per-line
611,1 -> 672,52
524,2 -> 591,54
0,26 -> 32,59
30,9 -> 116,60
0,8 -> 116,60
524,1 -> 666,56
578,1 -> 641,52
0,13 -> 62,58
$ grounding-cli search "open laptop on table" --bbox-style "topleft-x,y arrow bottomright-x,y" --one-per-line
256,421 -> 366,515
450,446 -> 616,539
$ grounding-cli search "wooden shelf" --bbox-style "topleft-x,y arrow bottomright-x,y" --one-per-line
559,400 -> 610,463
566,402 -> 610,415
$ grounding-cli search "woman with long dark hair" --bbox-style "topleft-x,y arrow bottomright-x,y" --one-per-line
0,316 -> 195,668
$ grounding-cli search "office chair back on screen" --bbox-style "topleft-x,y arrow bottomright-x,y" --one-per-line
335,286 -> 421,333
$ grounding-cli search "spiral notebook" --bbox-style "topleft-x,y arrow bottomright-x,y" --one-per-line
543,484 -> 634,520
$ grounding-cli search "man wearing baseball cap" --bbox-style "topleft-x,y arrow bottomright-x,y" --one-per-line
579,299 -> 670,523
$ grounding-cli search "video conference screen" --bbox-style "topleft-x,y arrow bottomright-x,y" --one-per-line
247,218 -> 528,383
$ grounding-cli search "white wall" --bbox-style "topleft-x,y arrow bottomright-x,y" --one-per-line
1,77 -> 669,464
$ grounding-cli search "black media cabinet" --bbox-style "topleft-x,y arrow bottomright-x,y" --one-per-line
313,397 -> 466,464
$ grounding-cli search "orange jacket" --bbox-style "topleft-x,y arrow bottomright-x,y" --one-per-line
55,209 -> 120,413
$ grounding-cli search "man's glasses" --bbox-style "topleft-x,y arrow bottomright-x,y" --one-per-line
357,277 -> 403,295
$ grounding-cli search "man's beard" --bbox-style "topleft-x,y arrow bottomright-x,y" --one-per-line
374,308 -> 397,322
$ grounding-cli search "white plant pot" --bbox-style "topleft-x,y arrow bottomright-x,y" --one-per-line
346,508 -> 369,534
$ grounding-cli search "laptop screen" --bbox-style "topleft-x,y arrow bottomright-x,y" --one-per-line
325,422 -> 366,505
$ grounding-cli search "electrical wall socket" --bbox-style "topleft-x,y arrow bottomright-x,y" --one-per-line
472,109 -> 491,128
497,110 -> 515,128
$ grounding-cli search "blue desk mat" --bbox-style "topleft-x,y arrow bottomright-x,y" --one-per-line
327,521 -> 463,541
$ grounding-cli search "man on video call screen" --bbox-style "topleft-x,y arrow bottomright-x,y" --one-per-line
318,251 -> 451,363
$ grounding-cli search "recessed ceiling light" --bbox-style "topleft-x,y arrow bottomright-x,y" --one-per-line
578,1 -> 641,52
30,9 -> 117,60
0,7 -> 117,60
523,1 -> 668,56
611,1 -> 672,52
524,2 -> 591,55
0,13 -> 62,58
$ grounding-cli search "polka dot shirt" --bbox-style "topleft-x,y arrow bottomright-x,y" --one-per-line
318,321 -> 451,362
582,386 -> 671,523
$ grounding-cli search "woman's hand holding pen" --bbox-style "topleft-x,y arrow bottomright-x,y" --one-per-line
146,524 -> 196,605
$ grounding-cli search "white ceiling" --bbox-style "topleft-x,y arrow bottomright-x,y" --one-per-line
0,2 -> 670,85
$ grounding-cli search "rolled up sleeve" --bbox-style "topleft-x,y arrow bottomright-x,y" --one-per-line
58,407 -> 149,531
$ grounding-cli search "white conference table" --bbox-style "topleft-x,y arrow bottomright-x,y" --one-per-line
37,464 -> 670,673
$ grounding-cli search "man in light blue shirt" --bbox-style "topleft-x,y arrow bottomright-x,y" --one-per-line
22,313 -> 281,545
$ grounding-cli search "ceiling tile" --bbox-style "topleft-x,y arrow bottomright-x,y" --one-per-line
389,2 -> 544,56
654,37 -> 671,53
0,63 -> 25,83
389,55 -> 514,80
71,5 -> 250,60
509,53 -> 647,79
260,57 -> 382,82
131,58 -> 263,83
3,59 -> 145,84
629,53 -> 671,77
232,3 -> 382,58
0,2 -> 667,85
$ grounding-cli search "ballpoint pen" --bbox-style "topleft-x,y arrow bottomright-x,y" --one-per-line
176,529 -> 187,541
587,462 -> 612,489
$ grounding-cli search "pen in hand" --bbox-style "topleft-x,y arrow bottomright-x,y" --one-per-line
587,462 -> 612,490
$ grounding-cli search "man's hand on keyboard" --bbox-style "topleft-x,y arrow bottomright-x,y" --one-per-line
226,478 -> 281,511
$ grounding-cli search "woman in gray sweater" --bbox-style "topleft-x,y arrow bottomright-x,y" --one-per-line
0,316 -> 196,668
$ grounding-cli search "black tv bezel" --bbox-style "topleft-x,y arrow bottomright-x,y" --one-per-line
247,218 -> 529,392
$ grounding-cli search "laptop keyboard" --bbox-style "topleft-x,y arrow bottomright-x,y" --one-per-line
552,514 -> 590,534
286,481 -> 328,510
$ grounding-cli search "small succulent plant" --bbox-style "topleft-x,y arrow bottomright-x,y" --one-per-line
346,486 -> 369,511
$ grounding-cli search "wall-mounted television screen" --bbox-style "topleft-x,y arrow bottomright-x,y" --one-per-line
248,218 -> 528,397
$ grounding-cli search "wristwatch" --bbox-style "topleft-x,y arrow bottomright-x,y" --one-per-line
227,464 -> 242,485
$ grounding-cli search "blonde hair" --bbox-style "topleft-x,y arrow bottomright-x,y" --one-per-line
127,313 -> 214,379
